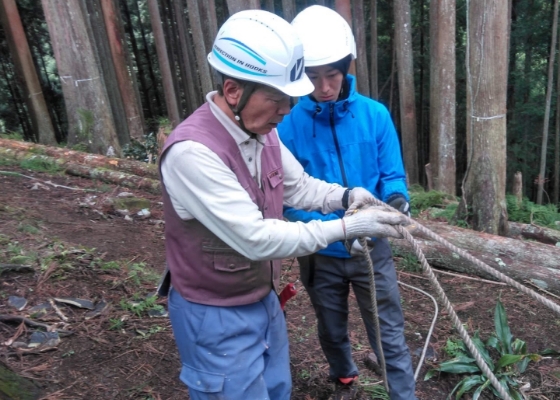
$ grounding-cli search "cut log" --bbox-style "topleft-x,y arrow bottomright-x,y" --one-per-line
391,220 -> 560,295
0,147 -> 161,194
0,138 -> 159,179
507,221 -> 560,246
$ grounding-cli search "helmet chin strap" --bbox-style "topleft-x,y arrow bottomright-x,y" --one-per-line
226,81 -> 259,136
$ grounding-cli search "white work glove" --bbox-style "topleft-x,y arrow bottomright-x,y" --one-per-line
343,206 -> 407,239
346,237 -> 372,257
346,187 -> 375,211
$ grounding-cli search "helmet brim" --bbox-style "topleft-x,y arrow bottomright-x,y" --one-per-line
275,74 -> 314,97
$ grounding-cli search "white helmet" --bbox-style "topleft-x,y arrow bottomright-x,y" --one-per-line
292,5 -> 357,67
207,10 -> 313,97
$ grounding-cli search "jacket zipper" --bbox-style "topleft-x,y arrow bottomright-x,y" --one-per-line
330,103 -> 348,187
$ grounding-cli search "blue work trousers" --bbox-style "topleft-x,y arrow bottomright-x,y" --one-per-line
298,238 -> 417,400
168,288 -> 291,400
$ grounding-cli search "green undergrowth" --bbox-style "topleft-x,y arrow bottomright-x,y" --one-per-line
19,157 -> 64,173
409,189 -> 560,231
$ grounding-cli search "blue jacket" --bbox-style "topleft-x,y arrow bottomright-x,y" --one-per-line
278,74 -> 408,258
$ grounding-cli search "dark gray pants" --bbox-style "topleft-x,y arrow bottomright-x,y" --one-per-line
298,238 -> 417,400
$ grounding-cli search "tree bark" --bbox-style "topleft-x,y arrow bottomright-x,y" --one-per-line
429,0 -> 456,195
391,221 -> 560,295
537,0 -> 559,204
0,138 -> 158,180
225,0 -> 260,15
394,0 -> 419,184
84,0 -> 130,147
101,0 -> 146,140
370,0 -> 378,99
512,171 -> 523,206
0,146 -> 160,194
281,0 -> 296,22
456,0 -> 509,235
351,0 -> 369,96
147,0 -> 181,127
507,221 -> 560,246
0,0 -> 57,146
335,0 -> 356,76
173,0 -> 201,114
186,0 -> 215,96
554,8 -> 560,206
41,0 -> 121,156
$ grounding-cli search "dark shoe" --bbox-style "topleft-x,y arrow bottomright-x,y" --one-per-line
328,377 -> 358,400
363,352 -> 383,376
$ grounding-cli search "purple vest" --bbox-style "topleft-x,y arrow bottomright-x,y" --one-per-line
159,103 -> 284,306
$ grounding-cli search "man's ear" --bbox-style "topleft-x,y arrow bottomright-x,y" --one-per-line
222,79 -> 242,108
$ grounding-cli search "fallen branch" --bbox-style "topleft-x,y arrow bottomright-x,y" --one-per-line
0,315 -> 72,336
0,264 -> 34,274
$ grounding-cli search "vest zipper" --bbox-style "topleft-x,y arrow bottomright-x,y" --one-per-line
330,103 -> 348,187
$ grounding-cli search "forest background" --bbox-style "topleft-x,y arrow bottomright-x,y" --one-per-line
0,0 -> 559,231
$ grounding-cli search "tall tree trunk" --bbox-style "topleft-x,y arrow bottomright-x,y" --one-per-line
429,0 -> 456,195
263,0 -> 275,13
555,28 -> 560,205
370,0 -> 378,99
121,0 -> 155,121
186,0 -> 215,96
199,0 -> 219,89
161,0 -> 185,114
455,0 -> 509,235
0,0 -> 57,145
173,0 -> 200,114
101,0 -> 146,140
394,0 -> 419,184
537,0 -> 559,204
335,0 -> 356,76
351,0 -> 369,96
225,0 -> 259,15
281,0 -> 296,22
147,0 -> 181,127
0,58 -> 32,139
134,0 -> 164,117
85,0 -> 130,147
41,0 -> 121,156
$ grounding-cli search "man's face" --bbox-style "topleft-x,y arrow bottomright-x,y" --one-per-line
306,65 -> 344,103
241,86 -> 291,135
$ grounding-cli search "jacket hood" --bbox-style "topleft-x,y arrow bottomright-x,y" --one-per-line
298,74 -> 358,120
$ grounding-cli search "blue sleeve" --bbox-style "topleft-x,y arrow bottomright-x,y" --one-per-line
283,206 -> 343,224
375,105 -> 409,201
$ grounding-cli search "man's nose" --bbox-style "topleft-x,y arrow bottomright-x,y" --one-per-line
278,98 -> 291,115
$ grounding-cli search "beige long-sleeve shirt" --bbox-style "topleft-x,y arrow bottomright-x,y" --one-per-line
161,92 -> 346,261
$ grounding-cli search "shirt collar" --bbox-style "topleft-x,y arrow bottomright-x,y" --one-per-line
206,91 -> 267,146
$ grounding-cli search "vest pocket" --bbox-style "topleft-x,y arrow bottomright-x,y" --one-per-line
212,253 -> 251,272
266,168 -> 284,188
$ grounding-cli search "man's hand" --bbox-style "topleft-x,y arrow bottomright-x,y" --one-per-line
386,194 -> 410,217
345,187 -> 375,211
342,206 -> 407,239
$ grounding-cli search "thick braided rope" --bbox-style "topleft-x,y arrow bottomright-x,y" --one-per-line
369,198 -> 560,316
358,237 -> 390,393
398,226 -> 512,400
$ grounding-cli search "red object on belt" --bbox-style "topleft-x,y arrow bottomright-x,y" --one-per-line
279,283 -> 297,310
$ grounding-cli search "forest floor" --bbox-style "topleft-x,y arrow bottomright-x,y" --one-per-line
1,163 -> 560,400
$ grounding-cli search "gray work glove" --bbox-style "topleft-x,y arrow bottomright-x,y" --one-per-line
387,194 -> 411,217
343,206 -> 407,239
346,187 -> 375,211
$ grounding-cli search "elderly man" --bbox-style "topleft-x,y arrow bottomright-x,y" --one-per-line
159,9 -> 409,400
